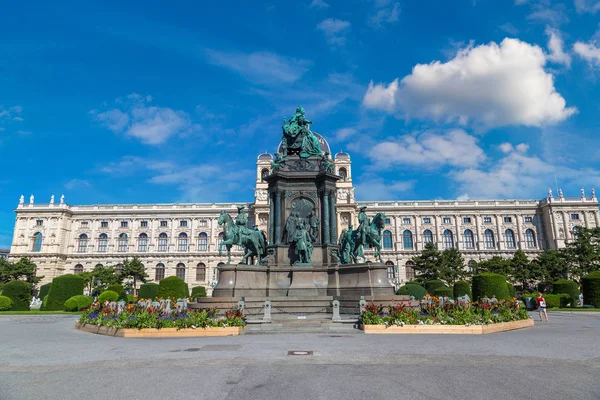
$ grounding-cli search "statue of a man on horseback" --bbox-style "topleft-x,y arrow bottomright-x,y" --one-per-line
338,207 -> 386,264
218,207 -> 267,265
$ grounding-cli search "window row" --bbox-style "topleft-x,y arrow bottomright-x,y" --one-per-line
416,215 -> 534,225
78,219 -> 209,229
75,232 -> 224,253
73,262 -> 222,282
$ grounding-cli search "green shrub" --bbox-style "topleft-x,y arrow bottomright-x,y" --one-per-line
127,294 -> 135,303
42,295 -> 48,309
45,274 -> 84,311
506,283 -> 516,298
453,280 -> 472,299
63,295 -> 93,311
191,286 -> 207,299
425,279 -> 446,294
544,294 -> 570,308
396,284 -> 427,300
98,290 -> 119,303
157,276 -> 187,299
472,273 -> 510,301
186,284 -> 190,298
433,287 -> 453,298
552,280 -> 579,307
582,271 -> 600,308
0,295 -> 13,311
138,283 -> 160,300
2,280 -> 31,311
38,282 -> 52,300
106,284 -> 123,293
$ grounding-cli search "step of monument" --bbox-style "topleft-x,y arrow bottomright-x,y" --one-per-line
243,320 -> 361,334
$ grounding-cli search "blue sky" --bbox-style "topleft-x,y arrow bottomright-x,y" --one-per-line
1,0 -> 600,248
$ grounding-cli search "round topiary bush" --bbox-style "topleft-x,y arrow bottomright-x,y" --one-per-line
582,271 -> 600,308
425,279 -> 446,294
453,280 -> 472,299
157,276 -> 187,299
472,273 -> 510,301
127,294 -> 135,303
0,295 -> 13,311
552,280 -> 579,307
45,274 -> 84,311
138,283 -> 160,300
396,284 -> 427,300
63,295 -> 94,311
433,287 -> 453,298
98,290 -> 119,303
191,286 -> 207,299
2,280 -> 31,311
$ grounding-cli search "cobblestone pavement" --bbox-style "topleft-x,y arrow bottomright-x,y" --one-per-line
1,312 -> 599,400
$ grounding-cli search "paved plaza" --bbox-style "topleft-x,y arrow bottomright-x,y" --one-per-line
0,312 -> 599,400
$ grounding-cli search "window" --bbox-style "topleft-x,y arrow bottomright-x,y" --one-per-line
467,260 -> 475,273
525,229 -> 536,248
198,232 -> 208,251
571,213 -> 580,220
442,229 -> 454,249
115,263 -> 123,275
385,218 -> 391,224
423,229 -> 433,244
176,263 -> 186,280
218,232 -> 224,247
402,230 -> 413,250
77,234 -> 89,253
423,217 -> 431,224
405,261 -> 415,281
121,221 -> 128,228
504,216 -> 512,223
338,167 -> 347,181
382,230 -> 393,249
199,220 -> 208,227
463,217 -> 471,224
101,221 -> 108,228
385,261 -> 395,280
118,233 -> 128,252
484,229 -> 495,249
74,264 -> 84,274
402,217 -> 411,224
216,262 -> 224,280
504,229 -> 516,249
463,229 -> 474,249
138,233 -> 148,252
196,263 -> 206,281
160,220 -> 168,227
524,216 -> 533,223
158,233 -> 168,252
483,216 -> 492,224
155,263 -> 165,281
98,233 -> 108,252
140,220 -> 148,228
36,219 -> 43,226
261,168 -> 269,182
81,221 -> 88,228
32,232 -> 42,252
180,220 -> 188,228
443,217 -> 451,224
178,233 -> 189,251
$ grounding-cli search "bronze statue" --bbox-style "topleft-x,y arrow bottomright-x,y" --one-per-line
218,209 -> 267,265
292,222 -> 313,264
282,106 -> 322,158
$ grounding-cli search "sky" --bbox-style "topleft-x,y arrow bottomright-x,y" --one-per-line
1,0 -> 600,248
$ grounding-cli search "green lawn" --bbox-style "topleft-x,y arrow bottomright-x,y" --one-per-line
0,310 -> 82,315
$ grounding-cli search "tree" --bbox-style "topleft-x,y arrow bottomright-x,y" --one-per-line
562,227 -> 600,280
410,242 -> 442,282
439,248 -> 468,284
91,265 -> 121,293
510,250 -> 544,290
535,250 -> 568,282
77,271 -> 94,295
0,257 -> 43,292
119,257 -> 149,295
473,256 -> 511,277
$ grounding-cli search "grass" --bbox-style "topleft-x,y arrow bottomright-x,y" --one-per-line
0,310 -> 82,315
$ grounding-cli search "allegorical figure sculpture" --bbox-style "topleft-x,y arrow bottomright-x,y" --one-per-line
292,222 -> 313,264
282,106 -> 322,158
308,211 -> 320,243
218,208 -> 267,265
283,211 -> 299,244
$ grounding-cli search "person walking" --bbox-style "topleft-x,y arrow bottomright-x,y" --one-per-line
536,293 -> 549,322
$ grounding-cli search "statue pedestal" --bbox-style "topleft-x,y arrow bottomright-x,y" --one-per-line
287,266 -> 328,297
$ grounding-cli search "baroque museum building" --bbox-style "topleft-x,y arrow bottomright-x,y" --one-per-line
8,136 -> 600,293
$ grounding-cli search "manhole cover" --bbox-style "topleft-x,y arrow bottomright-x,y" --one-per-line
288,350 -> 313,356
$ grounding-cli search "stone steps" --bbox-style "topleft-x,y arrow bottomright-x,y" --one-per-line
243,317 -> 361,334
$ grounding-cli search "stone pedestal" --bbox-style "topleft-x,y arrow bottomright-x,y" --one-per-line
287,266 -> 329,297
212,265 -> 268,298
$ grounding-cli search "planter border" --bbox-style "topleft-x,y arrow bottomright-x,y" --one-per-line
75,322 -> 243,338
361,318 -> 534,334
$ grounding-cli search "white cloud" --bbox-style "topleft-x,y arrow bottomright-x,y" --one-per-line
317,18 -> 351,46
368,0 -> 401,28
545,28 -> 571,67
0,106 -> 23,122
499,23 -> 519,36
206,49 -> 311,84
95,109 -> 130,133
354,177 -> 416,201
499,143 -> 514,153
515,143 -> 529,152
335,127 -> 357,141
65,179 -> 91,190
573,40 -> 600,67
362,38 -> 577,128
367,129 -> 486,169
574,0 -> 600,14
527,3 -> 569,26
309,0 -> 329,8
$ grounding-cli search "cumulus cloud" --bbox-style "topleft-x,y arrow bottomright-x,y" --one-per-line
367,129 -> 486,169
368,0 -> 401,28
574,40 -> 600,67
574,0 -> 600,14
363,38 -> 577,128
545,28 -> 571,67
309,0 -> 329,8
317,18 -> 351,46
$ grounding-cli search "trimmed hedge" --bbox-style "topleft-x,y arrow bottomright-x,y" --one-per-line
506,283 -> 516,298
433,287 -> 453,298
552,280 -> 579,307
98,290 -> 119,303
544,294 -> 570,308
2,280 -> 31,311
453,281 -> 472,299
138,283 -> 160,300
472,273 -> 510,301
64,295 -> 94,311
425,280 -> 446,294
127,294 -> 135,303
46,274 -> 84,311
38,282 -> 52,300
157,276 -> 187,300
106,284 -> 127,302
582,271 -> 600,308
396,284 -> 428,300
191,286 -> 207,299
0,295 -> 13,311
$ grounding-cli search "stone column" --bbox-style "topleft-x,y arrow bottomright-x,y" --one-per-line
274,192 -> 282,245
323,190 -> 330,245
268,192 -> 275,243
329,190 -> 336,245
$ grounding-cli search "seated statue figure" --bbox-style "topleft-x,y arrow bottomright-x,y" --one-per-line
282,106 -> 322,158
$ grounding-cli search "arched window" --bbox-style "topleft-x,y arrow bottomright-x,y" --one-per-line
385,260 -> 395,280
77,234 -> 89,253
158,233 -> 168,252
155,263 -> 165,281
504,229 -> 516,249
32,232 -> 42,252
405,261 -> 415,281
463,229 -> 474,249
98,233 -> 108,253
423,229 -> 433,244
442,229 -> 454,249
118,233 -> 128,252
484,229 -> 495,249
402,230 -> 413,250
115,263 -> 123,275
176,263 -> 186,280
338,167 -> 347,182
261,168 -> 269,182
74,264 -> 84,274
525,229 -> 536,248
138,233 -> 148,252
198,232 -> 208,251
382,230 -> 393,249
218,232 -> 224,247
178,232 -> 188,252
216,262 -> 224,281
94,263 -> 103,269
196,263 -> 206,281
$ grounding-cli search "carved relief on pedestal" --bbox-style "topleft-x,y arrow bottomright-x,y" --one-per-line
255,189 -> 268,202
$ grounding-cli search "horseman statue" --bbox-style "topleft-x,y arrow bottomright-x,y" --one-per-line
281,106 -> 322,158
338,207 -> 386,264
218,206 -> 267,265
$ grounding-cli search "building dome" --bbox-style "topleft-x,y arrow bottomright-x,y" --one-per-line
335,151 -> 350,160
257,153 -> 273,161
277,132 -> 331,155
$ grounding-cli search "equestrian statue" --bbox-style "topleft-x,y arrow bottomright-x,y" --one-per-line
338,207 -> 386,264
218,206 -> 267,265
